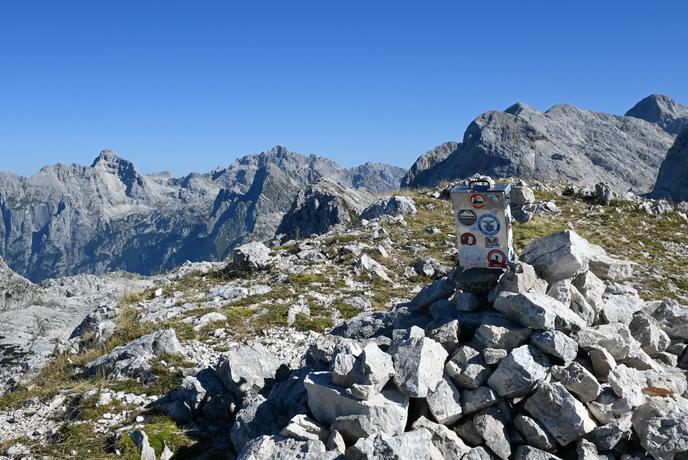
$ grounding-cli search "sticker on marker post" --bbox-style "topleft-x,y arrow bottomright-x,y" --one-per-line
477,213 -> 501,236
460,233 -> 477,246
458,210 -> 477,226
487,249 -> 507,268
469,193 -> 486,209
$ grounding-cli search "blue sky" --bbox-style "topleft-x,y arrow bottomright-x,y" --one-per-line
1,1 -> 686,177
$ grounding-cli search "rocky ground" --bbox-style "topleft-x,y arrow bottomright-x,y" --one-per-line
0,180 -> 687,459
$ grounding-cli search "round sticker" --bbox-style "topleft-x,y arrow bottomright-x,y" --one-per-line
460,232 -> 477,246
457,210 -> 477,226
487,249 -> 507,268
477,213 -> 501,236
469,193 -> 487,209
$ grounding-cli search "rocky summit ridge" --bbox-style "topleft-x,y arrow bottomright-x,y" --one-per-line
402,95 -> 685,192
0,146 -> 405,282
0,179 -> 687,459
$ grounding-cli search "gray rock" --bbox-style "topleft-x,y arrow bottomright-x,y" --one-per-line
280,414 -> 329,442
587,347 -> 617,382
587,253 -> 635,282
455,291 -> 480,312
482,348 -> 508,366
593,182 -> 615,206
304,371 -> 408,436
426,319 -> 460,353
129,430 -> 156,460
569,285 -> 597,326
588,416 -> 632,452
231,370 -> 310,453
463,447 -> 494,460
454,418 -> 483,447
608,364 -> 687,407
359,196 -> 417,220
629,311 -> 670,355
651,127 -> 688,201
511,183 -> 536,205
445,345 -> 491,389
348,342 -> 395,393
326,430 -> 346,453
411,416 -> 471,458
331,414 -> 386,444
345,429 -> 443,460
576,439 -> 606,460
576,323 -> 634,360
487,345 -> 550,398
461,386 -> 498,414
84,329 -> 185,381
551,362 -> 601,402
647,299 -> 688,340
490,262 -> 547,301
530,330 -> 579,363
572,271 -> 606,315
331,352 -> 357,387
428,299 -> 457,321
426,375 -> 463,425
154,367 -> 234,425
602,294 -> 643,324
474,320 -> 531,351
408,277 -> 456,313
514,445 -> 563,460
358,254 -> 391,282
393,337 -> 448,398
524,382 -> 597,446
474,406 -> 511,460
493,291 -> 586,332
631,396 -> 688,460
216,342 -> 282,400
513,414 -> 556,450
237,435 -> 332,460
230,242 -> 272,271
520,230 -> 595,282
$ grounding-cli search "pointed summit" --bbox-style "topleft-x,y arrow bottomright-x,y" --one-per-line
91,149 -> 145,196
91,148 -> 123,167
625,94 -> 688,134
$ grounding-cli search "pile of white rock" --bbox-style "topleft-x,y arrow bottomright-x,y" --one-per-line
157,230 -> 688,460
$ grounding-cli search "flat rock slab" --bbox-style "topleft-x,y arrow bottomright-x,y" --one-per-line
304,372 -> 408,437
494,292 -> 586,332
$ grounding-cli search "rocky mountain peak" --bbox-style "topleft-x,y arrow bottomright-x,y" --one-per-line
625,94 -> 688,134
504,102 -> 536,116
90,148 -> 145,195
91,148 -> 120,165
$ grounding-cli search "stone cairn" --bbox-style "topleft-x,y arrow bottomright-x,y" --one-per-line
157,230 -> 688,460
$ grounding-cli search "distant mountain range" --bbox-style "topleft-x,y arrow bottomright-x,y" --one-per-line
0,146 -> 405,281
2,95 -> 687,281
401,94 -> 688,192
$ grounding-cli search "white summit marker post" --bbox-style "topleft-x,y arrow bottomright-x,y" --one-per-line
450,179 -> 514,269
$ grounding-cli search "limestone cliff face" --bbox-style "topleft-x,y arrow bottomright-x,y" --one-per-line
402,98 -> 678,192
0,146 -> 405,281
651,128 -> 688,202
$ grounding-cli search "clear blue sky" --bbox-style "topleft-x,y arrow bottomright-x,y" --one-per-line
1,1 -> 686,177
